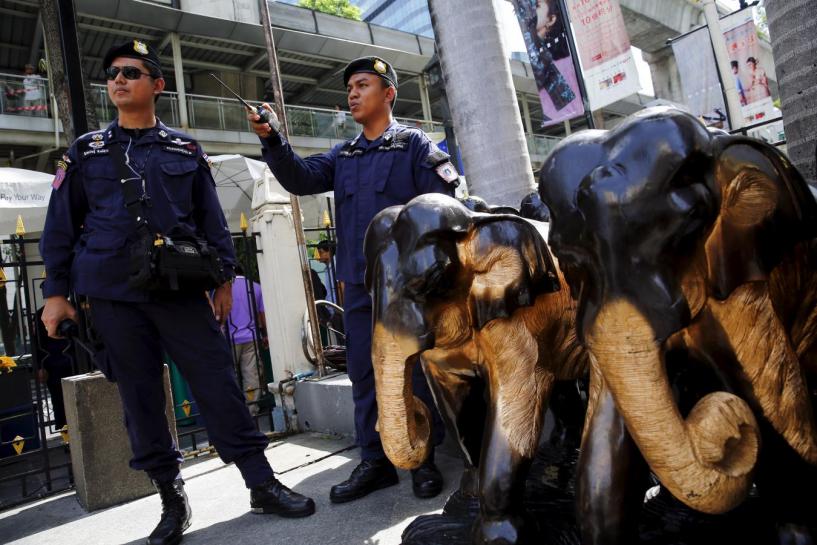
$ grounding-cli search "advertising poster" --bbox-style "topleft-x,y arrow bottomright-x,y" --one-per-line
722,12 -> 777,126
512,0 -> 585,128
671,27 -> 729,129
672,8 -> 777,130
565,0 -> 640,110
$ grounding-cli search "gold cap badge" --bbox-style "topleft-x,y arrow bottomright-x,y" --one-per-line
133,40 -> 148,55
373,59 -> 387,74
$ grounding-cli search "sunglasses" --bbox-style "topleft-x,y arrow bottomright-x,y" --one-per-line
105,66 -> 153,81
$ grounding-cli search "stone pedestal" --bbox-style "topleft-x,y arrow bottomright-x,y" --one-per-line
62,367 -> 177,512
294,372 -> 356,437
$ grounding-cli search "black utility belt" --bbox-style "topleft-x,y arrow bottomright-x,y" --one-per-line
128,229 -> 225,292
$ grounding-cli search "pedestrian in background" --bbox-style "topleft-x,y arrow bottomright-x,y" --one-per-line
227,265 -> 267,416
22,63 -> 44,115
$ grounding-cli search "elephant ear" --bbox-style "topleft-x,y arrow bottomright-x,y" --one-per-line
463,214 -> 561,330
364,205 -> 403,292
705,136 -> 817,300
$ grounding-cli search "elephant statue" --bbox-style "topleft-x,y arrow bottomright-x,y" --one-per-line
539,107 -> 817,544
364,193 -> 588,544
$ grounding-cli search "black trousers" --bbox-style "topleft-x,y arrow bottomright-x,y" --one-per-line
89,293 -> 273,487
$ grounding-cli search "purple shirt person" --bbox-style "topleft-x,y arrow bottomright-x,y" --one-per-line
226,272 -> 266,415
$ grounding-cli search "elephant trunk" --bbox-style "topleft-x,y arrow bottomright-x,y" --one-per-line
587,299 -> 760,514
372,323 -> 431,470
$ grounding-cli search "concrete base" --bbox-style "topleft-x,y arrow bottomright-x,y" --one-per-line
62,367 -> 177,512
293,373 -> 355,438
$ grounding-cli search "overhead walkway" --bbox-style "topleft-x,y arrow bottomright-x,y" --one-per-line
0,73 -> 561,169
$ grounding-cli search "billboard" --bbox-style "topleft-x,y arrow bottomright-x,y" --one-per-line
722,12 -> 776,126
672,8 -> 776,130
671,25 -> 728,129
512,0 -> 585,128
565,0 -> 641,110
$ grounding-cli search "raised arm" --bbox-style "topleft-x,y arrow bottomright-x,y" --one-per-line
249,104 -> 337,196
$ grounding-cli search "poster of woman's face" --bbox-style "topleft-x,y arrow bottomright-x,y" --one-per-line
513,0 -> 585,127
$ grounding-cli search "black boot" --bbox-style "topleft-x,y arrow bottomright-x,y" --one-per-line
250,476 -> 316,517
147,478 -> 191,545
411,459 -> 443,499
329,458 -> 399,503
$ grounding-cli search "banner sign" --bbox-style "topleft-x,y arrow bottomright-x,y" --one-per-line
671,26 -> 728,129
0,178 -> 51,209
722,11 -> 776,126
672,8 -> 776,130
565,0 -> 641,110
512,0 -> 585,128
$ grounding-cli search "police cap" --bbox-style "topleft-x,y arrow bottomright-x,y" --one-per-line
103,39 -> 162,75
343,57 -> 398,89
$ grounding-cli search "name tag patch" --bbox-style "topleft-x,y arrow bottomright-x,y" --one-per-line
163,146 -> 195,157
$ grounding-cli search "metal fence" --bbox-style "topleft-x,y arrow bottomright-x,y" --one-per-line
0,234 -> 93,510
87,83 -> 445,139
0,231 -> 287,508
729,116 -> 787,149
0,73 -> 50,118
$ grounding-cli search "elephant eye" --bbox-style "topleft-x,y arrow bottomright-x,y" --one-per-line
406,260 -> 453,299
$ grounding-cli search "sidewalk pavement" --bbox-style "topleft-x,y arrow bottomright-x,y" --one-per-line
0,433 -> 463,545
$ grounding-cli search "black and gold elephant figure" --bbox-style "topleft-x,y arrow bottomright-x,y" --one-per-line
540,107 -> 817,544
364,194 -> 588,545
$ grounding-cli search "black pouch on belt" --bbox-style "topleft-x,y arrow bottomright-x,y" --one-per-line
110,144 -> 225,292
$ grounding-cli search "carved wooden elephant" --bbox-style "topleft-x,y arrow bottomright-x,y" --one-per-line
539,107 -> 817,544
364,193 -> 587,545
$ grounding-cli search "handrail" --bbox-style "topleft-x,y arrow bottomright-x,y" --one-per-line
5,72 -> 542,146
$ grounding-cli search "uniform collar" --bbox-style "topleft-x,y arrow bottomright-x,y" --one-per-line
106,117 -> 167,144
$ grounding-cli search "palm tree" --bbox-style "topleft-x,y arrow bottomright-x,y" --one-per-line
427,0 -> 536,207
766,0 -> 817,186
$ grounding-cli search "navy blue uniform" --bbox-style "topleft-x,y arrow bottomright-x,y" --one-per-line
40,119 -> 274,487
261,121 -> 453,460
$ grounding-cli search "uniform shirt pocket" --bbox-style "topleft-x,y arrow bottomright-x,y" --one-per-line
159,160 -> 198,215
82,162 -> 121,216
374,152 -> 412,203
334,160 -> 357,203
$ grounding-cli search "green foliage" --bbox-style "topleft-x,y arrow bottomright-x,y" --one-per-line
297,0 -> 362,20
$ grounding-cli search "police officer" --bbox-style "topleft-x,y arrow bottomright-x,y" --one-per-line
248,57 -> 457,503
40,40 -> 315,545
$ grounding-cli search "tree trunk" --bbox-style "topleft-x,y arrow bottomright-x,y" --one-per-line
766,0 -> 817,187
40,0 -> 98,142
427,0 -> 535,208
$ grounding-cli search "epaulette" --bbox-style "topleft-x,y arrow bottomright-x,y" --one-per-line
424,148 -> 451,168
76,129 -> 105,143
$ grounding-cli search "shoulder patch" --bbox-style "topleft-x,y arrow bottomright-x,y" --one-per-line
79,135 -> 110,157
52,161 -> 67,190
434,161 -> 459,185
